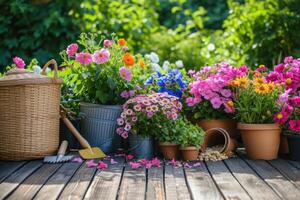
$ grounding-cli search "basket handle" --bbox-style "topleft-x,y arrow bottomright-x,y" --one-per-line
41,59 -> 58,79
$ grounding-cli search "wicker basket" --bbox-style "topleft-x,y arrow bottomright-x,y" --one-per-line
0,59 -> 63,160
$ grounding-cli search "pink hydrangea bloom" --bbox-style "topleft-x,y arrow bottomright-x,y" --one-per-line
13,56 -> 25,69
76,52 -> 92,65
289,120 -> 300,132
92,49 -> 110,64
119,67 -> 132,81
66,43 -> 78,57
103,39 -> 113,48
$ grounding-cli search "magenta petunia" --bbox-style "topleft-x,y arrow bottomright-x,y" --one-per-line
66,43 -> 78,57
92,49 -> 110,64
119,67 -> 132,81
76,52 -> 92,65
289,120 -> 300,132
13,56 -> 25,69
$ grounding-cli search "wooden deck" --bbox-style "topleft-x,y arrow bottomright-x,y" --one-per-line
1,151 -> 300,200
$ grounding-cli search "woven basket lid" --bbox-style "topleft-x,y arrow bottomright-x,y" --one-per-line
0,59 -> 63,87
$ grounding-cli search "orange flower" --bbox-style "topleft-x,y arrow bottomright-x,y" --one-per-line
226,100 -> 234,108
118,38 -> 126,46
259,64 -> 265,69
123,53 -> 135,66
253,71 -> 262,77
254,77 -> 265,85
139,59 -> 145,69
286,78 -> 292,85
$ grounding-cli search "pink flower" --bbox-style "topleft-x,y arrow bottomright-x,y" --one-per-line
139,159 -> 149,165
126,154 -> 134,160
76,52 -> 92,65
92,49 -> 110,64
103,39 -> 113,48
72,156 -> 83,163
97,161 -> 108,170
151,158 -> 161,167
130,162 -> 141,169
117,118 -> 125,126
274,112 -> 289,125
210,97 -> 222,109
13,56 -> 25,69
220,89 -> 231,98
121,131 -> 128,138
290,96 -> 300,107
289,120 -> 300,132
110,158 -> 118,165
278,89 -> 291,104
86,159 -> 98,168
124,123 -> 131,131
66,43 -> 78,57
282,105 -> 294,114
119,67 -> 132,81
186,97 -> 195,107
274,64 -> 285,73
121,91 -> 129,98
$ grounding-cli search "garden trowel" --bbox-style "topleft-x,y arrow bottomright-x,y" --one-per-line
43,140 -> 73,163
60,105 -> 106,159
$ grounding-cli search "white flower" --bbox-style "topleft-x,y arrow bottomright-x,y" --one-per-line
151,63 -> 161,72
150,52 -> 159,63
175,60 -> 184,68
162,60 -> 170,71
208,43 -> 215,51
32,65 -> 41,75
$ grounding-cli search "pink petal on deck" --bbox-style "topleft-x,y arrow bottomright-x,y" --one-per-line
193,162 -> 202,167
139,159 -> 149,165
126,154 -> 134,160
151,157 -> 161,167
86,159 -> 98,168
72,156 -> 83,163
110,158 -> 118,165
97,161 -> 108,170
129,162 -> 141,169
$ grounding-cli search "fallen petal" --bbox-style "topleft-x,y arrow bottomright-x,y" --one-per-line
86,159 -> 98,168
72,156 -> 83,163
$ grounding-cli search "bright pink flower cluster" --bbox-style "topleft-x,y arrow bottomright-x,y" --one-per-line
13,56 -> 26,69
116,93 -> 182,138
186,62 -> 248,113
266,56 -> 300,90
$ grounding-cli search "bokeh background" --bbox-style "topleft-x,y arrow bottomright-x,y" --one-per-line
1,0 -> 300,72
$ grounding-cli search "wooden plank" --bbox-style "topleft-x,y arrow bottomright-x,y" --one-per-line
33,162 -> 82,200
268,158 -> 300,190
118,165 -> 146,200
0,160 -> 42,199
84,158 -> 125,200
242,156 -> 300,200
224,157 -> 280,199
164,164 -> 191,200
0,161 -> 26,183
185,162 -> 223,200
206,161 -> 251,200
146,166 -> 165,200
6,163 -> 62,200
58,161 -> 97,200
288,160 -> 300,170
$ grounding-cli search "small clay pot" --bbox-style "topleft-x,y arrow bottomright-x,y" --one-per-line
197,119 -> 238,139
159,142 -> 179,160
279,134 -> 289,155
238,123 -> 281,160
180,146 -> 199,161
202,128 -> 237,154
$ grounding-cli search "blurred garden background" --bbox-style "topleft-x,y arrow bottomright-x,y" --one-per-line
1,0 -> 300,72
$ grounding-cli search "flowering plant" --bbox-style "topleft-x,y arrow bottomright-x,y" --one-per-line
232,72 -> 280,124
60,33 -> 148,105
116,93 -> 182,138
186,62 -> 248,120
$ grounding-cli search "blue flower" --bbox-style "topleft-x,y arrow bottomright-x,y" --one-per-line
144,76 -> 154,86
177,78 -> 187,88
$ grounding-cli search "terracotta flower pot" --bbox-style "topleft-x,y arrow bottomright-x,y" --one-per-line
202,128 -> 237,154
159,142 -> 179,160
279,134 -> 289,155
197,119 -> 238,139
180,146 -> 199,161
238,123 -> 281,160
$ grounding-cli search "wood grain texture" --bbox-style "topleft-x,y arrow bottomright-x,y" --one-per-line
84,158 -> 125,200
58,161 -> 97,200
242,156 -> 300,200
185,162 -> 223,200
146,166 -> 165,200
6,163 -> 62,200
0,161 -> 26,183
118,165 -> 146,200
0,160 -> 42,199
206,160 -> 251,200
33,162 -> 82,200
164,164 -> 191,200
224,157 -> 280,200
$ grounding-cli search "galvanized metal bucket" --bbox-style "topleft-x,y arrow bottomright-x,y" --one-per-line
80,103 -> 122,153
128,134 -> 154,159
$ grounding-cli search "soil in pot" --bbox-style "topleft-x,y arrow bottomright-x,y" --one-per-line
197,119 -> 238,139
180,146 -> 199,161
238,123 -> 281,160
159,142 -> 179,160
286,134 -> 300,161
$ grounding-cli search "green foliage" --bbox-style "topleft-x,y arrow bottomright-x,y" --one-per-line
176,118 -> 205,148
0,0 -> 82,71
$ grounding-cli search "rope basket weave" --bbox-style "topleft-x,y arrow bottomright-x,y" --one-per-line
0,59 -> 63,160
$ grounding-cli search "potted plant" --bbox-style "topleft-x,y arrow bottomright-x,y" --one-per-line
267,56 -> 300,159
60,33 -> 148,153
185,63 -> 248,139
233,70 -> 281,160
178,118 -> 205,161
116,93 -> 182,159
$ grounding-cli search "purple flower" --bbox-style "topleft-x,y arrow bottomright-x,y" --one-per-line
121,91 -> 129,98
103,39 -> 113,48
210,97 -> 222,109
220,89 -> 231,98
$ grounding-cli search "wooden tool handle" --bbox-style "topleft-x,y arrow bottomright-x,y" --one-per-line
62,117 -> 92,149
58,140 -> 68,156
